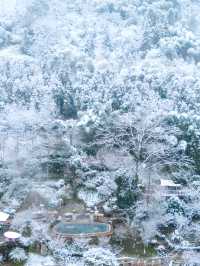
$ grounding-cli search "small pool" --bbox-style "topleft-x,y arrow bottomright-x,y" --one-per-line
54,222 -> 112,238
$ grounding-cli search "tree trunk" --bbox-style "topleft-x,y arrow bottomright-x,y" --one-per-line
135,160 -> 139,183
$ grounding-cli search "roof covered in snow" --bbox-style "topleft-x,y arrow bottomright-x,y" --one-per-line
0,211 -> 9,222
160,179 -> 181,187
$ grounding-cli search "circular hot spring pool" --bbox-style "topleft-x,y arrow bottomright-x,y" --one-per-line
54,222 -> 112,238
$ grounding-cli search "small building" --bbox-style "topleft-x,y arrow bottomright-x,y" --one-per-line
160,179 -> 181,189
94,212 -> 104,223
159,179 -> 182,197
63,212 -> 73,222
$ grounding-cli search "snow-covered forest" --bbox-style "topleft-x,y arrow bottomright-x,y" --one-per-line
1,0 -> 200,265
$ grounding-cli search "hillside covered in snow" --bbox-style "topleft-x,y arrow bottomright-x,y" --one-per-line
1,0 -> 200,265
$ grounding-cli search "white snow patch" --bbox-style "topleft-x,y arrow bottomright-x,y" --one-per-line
78,189 -> 101,207
25,254 -> 56,266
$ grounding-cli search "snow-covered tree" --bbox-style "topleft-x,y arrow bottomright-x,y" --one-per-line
9,248 -> 27,265
95,94 -> 190,183
83,247 -> 119,266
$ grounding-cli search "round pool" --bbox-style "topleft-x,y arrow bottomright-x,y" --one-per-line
54,222 -> 112,238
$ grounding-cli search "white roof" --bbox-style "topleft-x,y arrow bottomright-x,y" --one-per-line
160,179 -> 181,187
4,231 -> 21,239
64,212 -> 73,216
0,212 -> 9,222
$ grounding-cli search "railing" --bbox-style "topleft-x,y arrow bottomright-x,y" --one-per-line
143,186 -> 185,198
118,257 -> 165,266
118,256 -> 185,266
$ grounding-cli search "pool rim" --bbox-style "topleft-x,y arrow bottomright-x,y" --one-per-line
53,222 -> 113,238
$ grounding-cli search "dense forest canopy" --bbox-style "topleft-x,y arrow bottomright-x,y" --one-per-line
1,0 -> 200,265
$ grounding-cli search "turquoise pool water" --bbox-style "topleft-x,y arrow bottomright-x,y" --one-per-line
55,223 -> 110,235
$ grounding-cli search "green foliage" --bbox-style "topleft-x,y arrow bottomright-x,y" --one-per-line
167,113 -> 200,173
115,175 -> 138,209
54,91 -> 77,119
166,197 -> 185,215
9,248 -> 27,265
48,160 -> 65,179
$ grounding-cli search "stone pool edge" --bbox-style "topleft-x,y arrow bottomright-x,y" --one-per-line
53,223 -> 113,239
